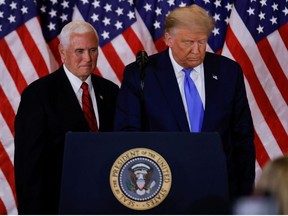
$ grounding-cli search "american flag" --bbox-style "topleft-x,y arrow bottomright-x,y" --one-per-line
0,0 -> 287,214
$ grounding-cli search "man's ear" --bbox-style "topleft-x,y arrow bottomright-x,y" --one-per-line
164,32 -> 173,48
58,44 -> 65,62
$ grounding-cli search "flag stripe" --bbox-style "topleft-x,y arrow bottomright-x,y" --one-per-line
5,30 -> 40,87
48,38 -> 62,67
267,27 -> 288,79
101,43 -> 125,81
25,18 -> 59,74
244,78 -> 283,160
257,39 -> 288,105
133,11 -> 158,55
0,168 -> 17,215
254,132 -> 270,168
0,198 -> 7,215
16,25 -> 49,79
111,33 -> 135,66
96,48 -> 121,86
154,37 -> 167,52
0,88 -> 15,134
278,24 -> 288,49
0,39 -> 28,94
122,27 -> 145,55
0,58 -> 21,113
0,141 -> 16,202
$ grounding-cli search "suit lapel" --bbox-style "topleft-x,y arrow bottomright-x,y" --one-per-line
202,53 -> 220,131
91,75 -> 104,129
56,68 -> 89,130
153,50 -> 190,131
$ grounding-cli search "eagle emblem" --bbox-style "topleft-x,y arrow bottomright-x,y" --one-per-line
127,163 -> 156,196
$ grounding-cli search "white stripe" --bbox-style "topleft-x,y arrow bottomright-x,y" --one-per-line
134,10 -> 158,55
221,42 -> 234,60
245,82 -> 283,158
0,115 -> 15,163
0,169 -> 17,214
47,40 -> 61,73
255,161 -> 262,184
72,5 -> 85,21
25,18 -> 58,73
111,34 -> 135,66
267,30 -> 288,79
97,48 -> 121,86
206,44 -> 214,53
0,57 -> 21,113
222,43 -> 283,159
5,32 -> 39,85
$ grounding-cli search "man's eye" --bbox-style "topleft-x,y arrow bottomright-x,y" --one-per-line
198,40 -> 206,45
184,41 -> 193,46
90,48 -> 98,53
75,49 -> 84,54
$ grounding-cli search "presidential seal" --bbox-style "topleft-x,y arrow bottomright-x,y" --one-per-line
110,148 -> 172,211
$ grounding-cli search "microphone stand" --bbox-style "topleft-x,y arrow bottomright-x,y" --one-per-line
140,59 -> 146,131
136,51 -> 148,131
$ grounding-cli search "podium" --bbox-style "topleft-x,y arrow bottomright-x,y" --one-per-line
59,132 -> 229,214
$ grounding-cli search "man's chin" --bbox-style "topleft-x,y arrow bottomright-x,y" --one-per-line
188,61 -> 201,68
80,68 -> 93,74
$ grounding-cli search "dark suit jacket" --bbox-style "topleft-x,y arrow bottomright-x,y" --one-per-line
114,49 -> 255,200
14,66 -> 119,214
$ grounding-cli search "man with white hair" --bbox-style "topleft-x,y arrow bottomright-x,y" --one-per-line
14,20 -> 119,214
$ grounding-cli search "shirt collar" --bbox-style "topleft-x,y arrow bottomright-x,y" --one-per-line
63,64 -> 92,91
168,48 -> 203,74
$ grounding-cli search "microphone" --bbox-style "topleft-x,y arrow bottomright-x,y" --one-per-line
136,50 -> 148,91
136,50 -> 148,70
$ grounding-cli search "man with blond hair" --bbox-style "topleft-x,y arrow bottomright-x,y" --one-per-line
114,4 -> 255,204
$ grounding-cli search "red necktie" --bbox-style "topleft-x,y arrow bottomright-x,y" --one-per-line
81,82 -> 98,132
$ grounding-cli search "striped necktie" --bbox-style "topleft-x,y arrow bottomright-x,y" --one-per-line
182,68 -> 204,132
81,82 -> 98,132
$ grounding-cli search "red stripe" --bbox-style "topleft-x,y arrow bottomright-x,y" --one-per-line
122,28 -> 144,55
278,23 -> 288,49
257,38 -> 288,105
101,43 -> 125,81
0,141 -> 17,206
0,39 -> 27,94
0,87 -> 15,135
0,198 -> 7,215
48,37 -> 62,67
254,131 -> 270,168
154,37 -> 167,52
225,26 -> 288,154
94,68 -> 102,77
16,25 -> 49,78
216,48 -> 222,55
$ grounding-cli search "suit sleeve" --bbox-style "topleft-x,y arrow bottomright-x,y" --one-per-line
114,63 -> 143,131
14,86 -> 48,214
231,64 -> 255,198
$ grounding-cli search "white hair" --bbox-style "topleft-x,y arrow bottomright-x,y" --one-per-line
59,20 -> 98,48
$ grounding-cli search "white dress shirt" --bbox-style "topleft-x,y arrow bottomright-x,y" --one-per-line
63,64 -> 100,127
168,48 -> 206,129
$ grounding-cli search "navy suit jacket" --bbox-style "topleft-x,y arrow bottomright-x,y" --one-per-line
14,66 -> 119,214
114,49 -> 255,200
